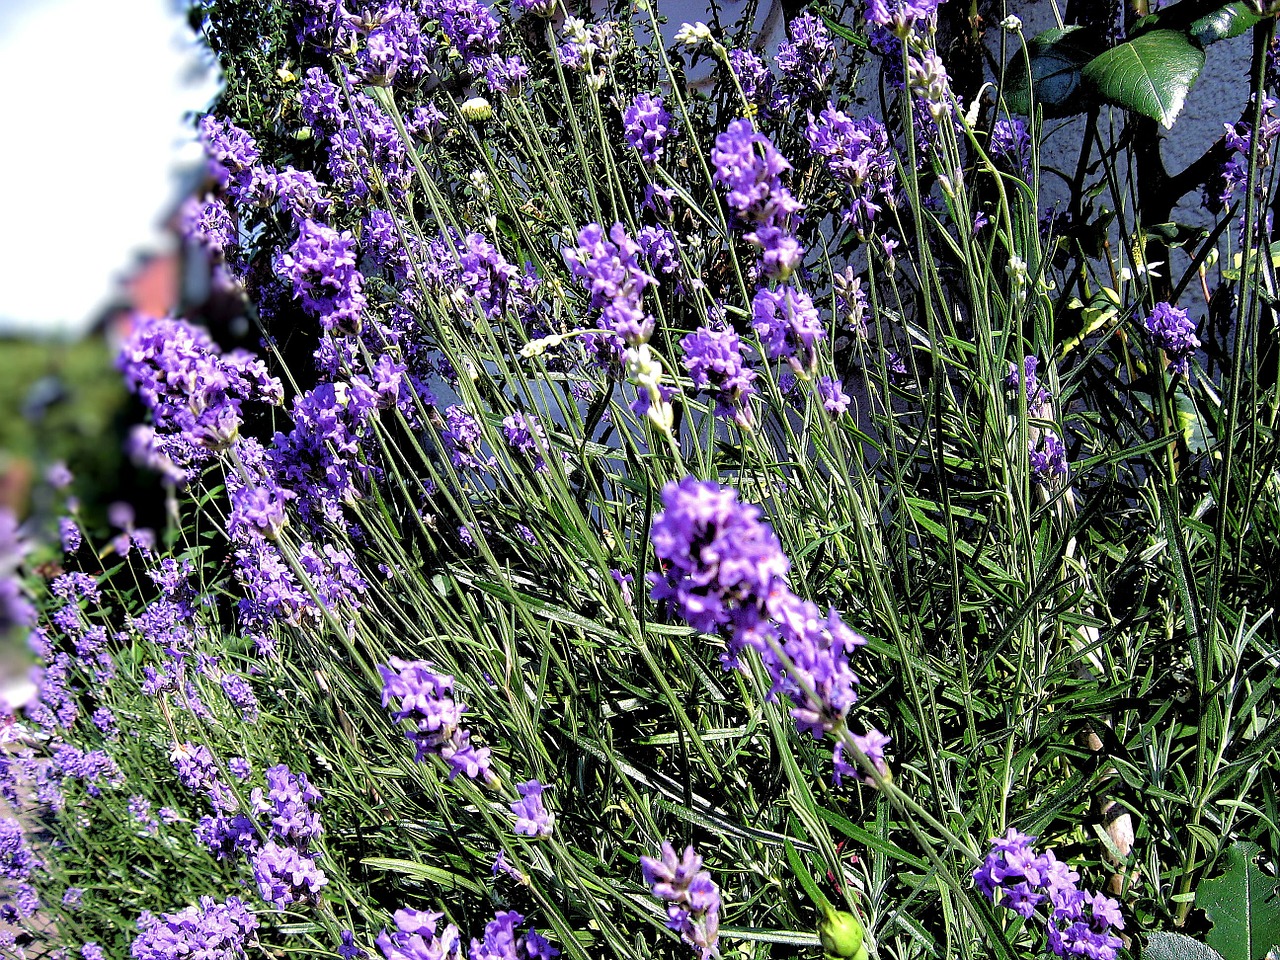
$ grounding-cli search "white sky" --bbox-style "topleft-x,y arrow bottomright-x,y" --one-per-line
0,0 -> 220,337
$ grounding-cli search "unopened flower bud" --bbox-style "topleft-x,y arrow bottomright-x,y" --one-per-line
674,21 -> 713,47
460,96 -> 493,122
520,335 -> 565,358
818,910 -> 865,959
1000,14 -> 1022,31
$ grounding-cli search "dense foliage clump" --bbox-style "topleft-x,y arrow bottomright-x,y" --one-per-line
2,1 -> 1279,959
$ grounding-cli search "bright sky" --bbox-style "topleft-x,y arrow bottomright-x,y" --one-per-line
0,0 -> 220,337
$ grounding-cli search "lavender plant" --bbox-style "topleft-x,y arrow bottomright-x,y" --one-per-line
2,0 -> 1280,959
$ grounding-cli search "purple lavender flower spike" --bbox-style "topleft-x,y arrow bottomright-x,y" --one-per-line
130,896 -> 259,960
650,478 -> 874,774
751,286 -> 825,374
276,219 -> 366,335
251,841 -> 328,908
623,93 -> 673,166
1142,302 -> 1200,375
680,325 -> 757,425
805,109 -> 896,236
564,223 -> 656,352
974,831 -> 1124,960
502,412 -> 550,474
510,780 -> 555,838
641,842 -> 721,959
817,376 -> 850,415
776,13 -> 836,102
380,658 -> 494,784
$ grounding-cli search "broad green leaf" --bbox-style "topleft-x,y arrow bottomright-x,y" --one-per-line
1005,26 -> 1097,116
1082,30 -> 1206,128
1191,3 -> 1265,44
1145,932 -> 1228,960
1196,842 -> 1280,960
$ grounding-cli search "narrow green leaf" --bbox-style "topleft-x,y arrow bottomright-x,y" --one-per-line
785,839 -> 832,913
361,857 -> 486,894
813,806 -> 930,870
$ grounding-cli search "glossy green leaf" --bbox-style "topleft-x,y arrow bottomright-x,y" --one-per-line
1191,2 -> 1265,44
1082,29 -> 1206,128
1145,932 -> 1227,960
1004,25 -> 1097,116
1197,842 -> 1280,960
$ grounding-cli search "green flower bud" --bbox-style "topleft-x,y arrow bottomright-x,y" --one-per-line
818,910 -> 864,959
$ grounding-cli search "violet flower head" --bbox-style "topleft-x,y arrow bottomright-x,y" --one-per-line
251,763 -> 323,845
47,461 -> 73,490
727,49 -> 777,119
510,779 -> 555,838
59,518 -> 82,555
680,325 -> 757,425
564,223 -> 656,350
467,910 -> 558,960
866,0 -> 943,38
338,931 -> 367,960
376,907 -> 463,960
817,376 -> 850,415
637,225 -> 682,287
512,0 -> 557,16
974,831 -> 1124,960
276,219 -> 366,335
379,657 -> 493,783
228,482 -> 293,542
0,818 -> 40,880
198,116 -> 261,188
623,93 -> 673,166
833,728 -> 892,785
641,842 -> 721,959
648,476 -> 790,644
1029,431 -> 1068,484
751,285 -> 825,374
251,841 -> 328,908
650,478 -> 872,769
776,13 -> 836,101
990,118 -> 1031,176
712,121 -> 802,227
0,509 -> 33,633
712,121 -> 805,277
1006,356 -> 1051,415
806,107 -> 896,239
130,896 -> 259,960
1142,302 -> 1200,375
300,67 -> 343,131
502,412 -> 550,474
117,315 -> 282,457
443,405 -> 494,472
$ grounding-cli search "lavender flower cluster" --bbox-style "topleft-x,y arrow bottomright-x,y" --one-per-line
649,478 -> 888,782
179,747 -> 328,910
379,657 -> 494,783
1142,302 -> 1200,376
641,842 -> 721,960
131,896 -> 259,960
712,120 -> 804,282
974,830 -> 1124,960
376,906 -> 558,960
